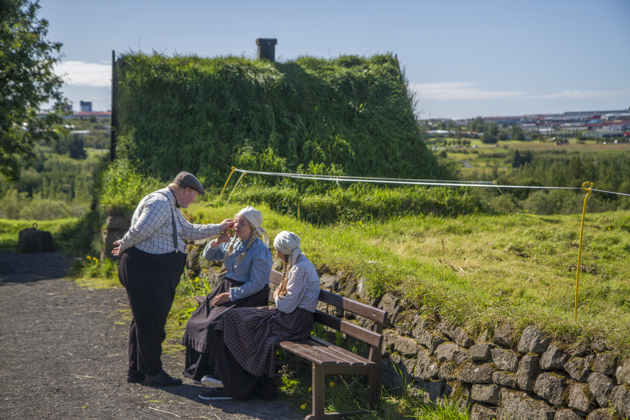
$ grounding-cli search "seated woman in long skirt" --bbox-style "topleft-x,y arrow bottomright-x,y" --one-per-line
198,230 -> 321,400
182,206 -> 273,382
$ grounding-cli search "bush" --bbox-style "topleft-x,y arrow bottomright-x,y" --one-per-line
222,184 -> 491,225
96,158 -> 162,218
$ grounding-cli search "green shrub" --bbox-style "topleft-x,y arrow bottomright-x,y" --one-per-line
96,158 -> 162,218
223,184 -> 491,225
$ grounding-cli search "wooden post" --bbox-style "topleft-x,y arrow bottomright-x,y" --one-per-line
110,50 -> 118,162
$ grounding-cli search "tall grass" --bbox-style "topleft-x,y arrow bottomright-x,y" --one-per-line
222,184 -> 491,225
182,202 -> 630,359
115,53 -> 451,188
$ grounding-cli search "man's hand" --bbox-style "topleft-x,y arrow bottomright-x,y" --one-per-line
111,239 -> 122,257
219,218 -> 235,233
212,292 -> 230,306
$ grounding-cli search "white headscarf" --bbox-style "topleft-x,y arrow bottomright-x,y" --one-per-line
237,206 -> 268,245
273,231 -> 302,265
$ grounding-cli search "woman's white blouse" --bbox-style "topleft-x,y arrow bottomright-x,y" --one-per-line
274,254 -> 320,313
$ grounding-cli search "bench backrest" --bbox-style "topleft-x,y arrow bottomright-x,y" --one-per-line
269,268 -> 388,360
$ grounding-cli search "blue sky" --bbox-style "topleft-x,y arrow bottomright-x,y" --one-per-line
40,0 -> 630,119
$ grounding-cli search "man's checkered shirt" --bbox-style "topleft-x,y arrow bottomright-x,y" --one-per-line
118,187 -> 220,254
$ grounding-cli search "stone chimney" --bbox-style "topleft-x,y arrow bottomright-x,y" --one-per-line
256,38 -> 277,62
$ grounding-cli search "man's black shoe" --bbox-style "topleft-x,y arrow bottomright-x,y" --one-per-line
145,370 -> 183,386
127,368 -> 145,383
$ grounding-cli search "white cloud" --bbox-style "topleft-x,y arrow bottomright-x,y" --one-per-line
410,82 -> 526,101
410,82 -> 630,103
55,61 -> 111,87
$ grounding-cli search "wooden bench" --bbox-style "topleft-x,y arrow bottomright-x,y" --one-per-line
195,269 -> 388,420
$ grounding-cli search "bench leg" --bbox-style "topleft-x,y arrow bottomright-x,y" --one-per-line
367,365 -> 381,409
311,363 -> 325,418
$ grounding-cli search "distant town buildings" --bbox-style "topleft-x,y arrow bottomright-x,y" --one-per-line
80,101 -> 92,112
423,109 -> 630,139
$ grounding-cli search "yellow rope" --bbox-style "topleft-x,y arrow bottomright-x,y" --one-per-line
220,167 -> 237,199
574,181 -> 594,321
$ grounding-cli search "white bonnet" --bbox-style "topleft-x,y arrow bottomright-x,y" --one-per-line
273,230 -> 302,265
237,206 -> 268,244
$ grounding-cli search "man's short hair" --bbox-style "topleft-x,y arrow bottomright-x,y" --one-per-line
172,171 -> 205,195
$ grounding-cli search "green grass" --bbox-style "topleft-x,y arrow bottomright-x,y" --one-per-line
182,202 -> 630,359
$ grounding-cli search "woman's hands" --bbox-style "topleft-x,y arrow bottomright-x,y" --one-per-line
209,231 -> 232,249
209,219 -> 235,249
212,292 -> 230,306
273,286 -> 287,299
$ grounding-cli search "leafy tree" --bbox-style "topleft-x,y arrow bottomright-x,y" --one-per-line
0,0 -> 68,180
54,134 -> 87,160
469,116 -> 485,133
486,122 -> 499,136
512,149 -> 521,168
512,125 -> 525,141
481,133 -> 497,144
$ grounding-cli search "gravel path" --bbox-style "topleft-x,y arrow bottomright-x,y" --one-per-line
0,251 -> 302,420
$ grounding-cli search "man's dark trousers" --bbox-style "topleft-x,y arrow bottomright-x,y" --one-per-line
118,246 -> 186,376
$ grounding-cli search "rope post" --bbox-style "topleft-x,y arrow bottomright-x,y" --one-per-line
226,172 -> 246,204
494,180 -> 514,213
574,181 -> 594,321
220,167 -> 237,199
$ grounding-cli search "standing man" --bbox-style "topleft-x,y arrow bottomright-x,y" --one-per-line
112,171 -> 234,386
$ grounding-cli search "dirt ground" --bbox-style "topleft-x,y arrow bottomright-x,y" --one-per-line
0,251 -> 302,420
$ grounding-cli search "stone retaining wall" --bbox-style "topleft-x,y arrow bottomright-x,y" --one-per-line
167,240 -> 630,419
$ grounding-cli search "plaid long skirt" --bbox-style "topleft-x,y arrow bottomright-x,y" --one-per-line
181,277 -> 269,380
215,307 -> 314,378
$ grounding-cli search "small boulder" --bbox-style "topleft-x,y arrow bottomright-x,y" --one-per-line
491,348 -> 519,372
555,409 -> 587,420
496,388 -> 554,420
616,360 -> 630,386
469,343 -> 494,362
435,342 -> 469,364
587,372 -> 615,409
518,325 -> 551,355
541,345 -> 569,371
568,383 -> 597,413
492,370 -> 516,388
516,354 -> 541,391
592,353 -> 618,377
533,371 -> 570,408
457,360 -> 495,384
494,323 -> 515,349
471,384 -> 501,405
565,356 -> 594,382
470,404 -> 497,420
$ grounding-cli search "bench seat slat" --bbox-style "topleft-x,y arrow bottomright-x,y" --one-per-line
279,340 -> 341,365
308,336 -> 372,366
279,337 -> 375,367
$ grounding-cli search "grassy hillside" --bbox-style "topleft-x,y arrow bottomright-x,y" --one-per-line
115,53 -> 450,188
181,202 -> 630,359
